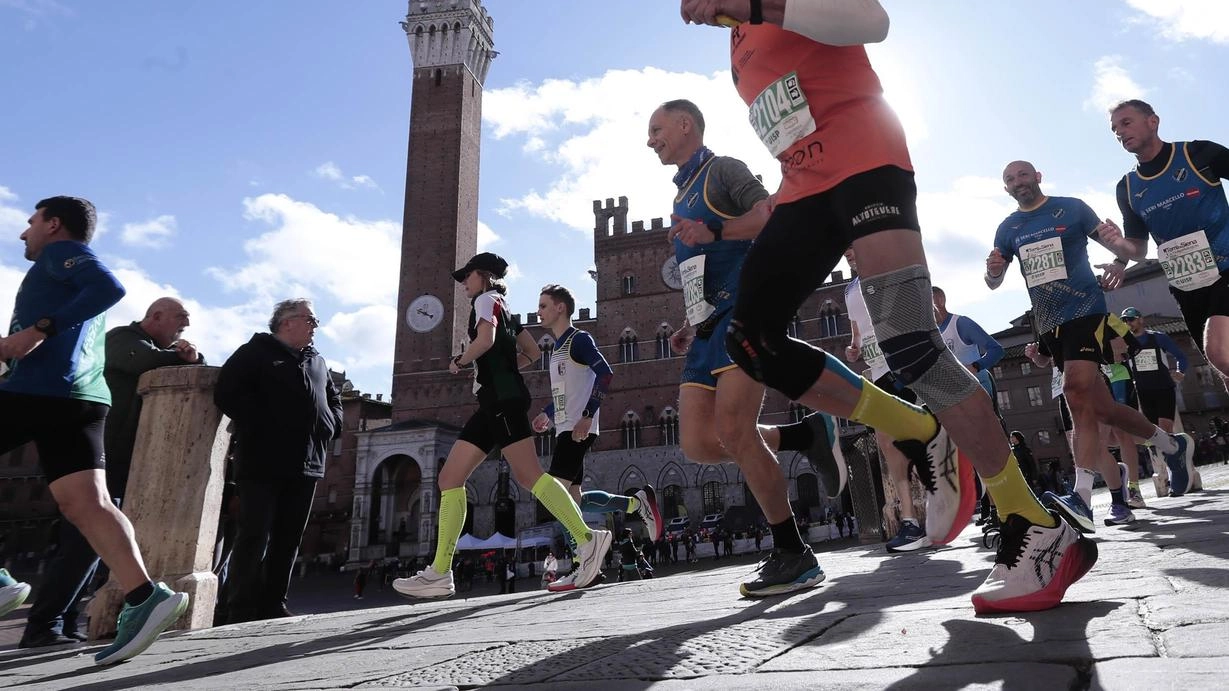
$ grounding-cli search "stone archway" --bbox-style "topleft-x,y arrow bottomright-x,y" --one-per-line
368,454 -> 423,552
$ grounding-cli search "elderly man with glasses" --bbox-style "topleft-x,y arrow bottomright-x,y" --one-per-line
214,298 -> 343,623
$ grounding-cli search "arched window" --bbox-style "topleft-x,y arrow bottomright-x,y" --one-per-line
786,313 -> 801,339
621,411 -> 642,450
538,335 -> 554,370
622,274 -> 636,296
535,430 -> 556,458
656,322 -> 672,359
660,407 -> 680,446
819,300 -> 839,338
619,328 -> 639,363
795,473 -> 821,521
789,402 -> 810,424
661,484 -> 684,520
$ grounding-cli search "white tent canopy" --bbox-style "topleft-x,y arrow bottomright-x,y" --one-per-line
453,532 -> 552,550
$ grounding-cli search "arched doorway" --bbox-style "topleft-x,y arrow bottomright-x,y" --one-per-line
368,454 -> 423,548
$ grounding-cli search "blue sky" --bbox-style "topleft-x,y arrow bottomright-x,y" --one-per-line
2,0 -> 1227,396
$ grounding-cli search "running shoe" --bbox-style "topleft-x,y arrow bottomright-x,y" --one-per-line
94,583 -> 189,666
393,565 -> 455,599
739,546 -> 826,597
895,423 -> 975,545
803,412 -> 847,498
1161,433 -> 1195,496
886,519 -> 931,553
633,485 -> 663,541
0,568 -> 31,618
1116,462 -> 1131,505
548,529 -> 611,592
971,511 -> 1098,614
1104,503 -> 1136,526
1127,485 -> 1147,510
1041,491 -> 1095,534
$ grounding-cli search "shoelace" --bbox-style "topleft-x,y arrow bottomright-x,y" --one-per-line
994,516 -> 1032,568
898,439 -> 937,493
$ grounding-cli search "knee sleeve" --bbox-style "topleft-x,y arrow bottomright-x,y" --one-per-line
861,264 -> 980,412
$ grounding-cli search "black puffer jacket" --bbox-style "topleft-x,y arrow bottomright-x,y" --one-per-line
214,333 -> 343,479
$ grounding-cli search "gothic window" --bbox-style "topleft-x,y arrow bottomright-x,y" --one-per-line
796,474 -> 821,515
621,411 -> 642,449
619,328 -> 639,363
660,407 -> 680,446
789,403 -> 810,424
622,274 -> 636,296
702,480 -> 724,514
786,313 -> 802,339
656,323 -> 672,359
535,430 -> 556,458
819,300 -> 841,338
538,336 -> 554,370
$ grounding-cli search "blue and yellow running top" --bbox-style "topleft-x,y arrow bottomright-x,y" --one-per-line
994,196 -> 1106,334
2,240 -> 125,403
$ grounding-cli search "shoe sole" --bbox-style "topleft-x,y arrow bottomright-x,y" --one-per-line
739,567 -> 826,598
571,530 -> 613,591
0,583 -> 31,618
640,486 -> 663,541
95,592 -> 189,666
932,449 -> 977,546
1042,495 -> 1095,535
810,415 -> 847,498
1164,436 -> 1195,496
1104,514 -> 1136,527
887,536 -> 933,553
393,585 -> 454,599
972,536 -> 1098,614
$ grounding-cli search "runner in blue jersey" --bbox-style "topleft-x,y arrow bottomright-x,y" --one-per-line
1101,99 -> 1229,494
648,99 -> 843,597
986,161 -> 1195,527
0,196 -> 188,665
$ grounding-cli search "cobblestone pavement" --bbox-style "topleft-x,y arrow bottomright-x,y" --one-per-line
2,463 -> 1226,690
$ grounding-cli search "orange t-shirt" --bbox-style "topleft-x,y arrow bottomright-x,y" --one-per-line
730,24 -> 912,203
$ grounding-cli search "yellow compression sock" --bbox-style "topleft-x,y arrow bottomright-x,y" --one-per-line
850,377 -> 938,442
432,487 -> 468,574
983,455 -> 1056,527
533,473 -> 592,545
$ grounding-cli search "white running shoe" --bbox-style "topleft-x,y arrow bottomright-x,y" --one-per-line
393,565 -> 455,599
971,512 -> 1098,614
550,529 -> 611,592
634,485 -> 662,541
895,424 -> 974,546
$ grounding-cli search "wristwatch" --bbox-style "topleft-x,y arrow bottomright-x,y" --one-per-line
706,219 -> 724,242
33,317 -> 56,337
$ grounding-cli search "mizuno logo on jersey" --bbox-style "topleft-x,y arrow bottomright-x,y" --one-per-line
1134,187 -> 1148,199
687,192 -> 700,208
1052,208 -> 1066,219
1173,168 -> 1188,182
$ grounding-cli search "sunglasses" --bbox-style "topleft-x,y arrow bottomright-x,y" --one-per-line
289,314 -> 320,327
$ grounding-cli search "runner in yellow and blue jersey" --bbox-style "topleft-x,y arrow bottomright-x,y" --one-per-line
987,161 -> 1194,529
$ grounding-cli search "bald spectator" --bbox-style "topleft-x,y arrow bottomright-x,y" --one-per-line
20,297 -> 204,648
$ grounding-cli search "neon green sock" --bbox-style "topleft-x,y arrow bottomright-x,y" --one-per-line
431,487 -> 467,574
984,455 -> 1055,527
850,377 -> 938,442
532,473 -> 592,546
627,495 -> 640,514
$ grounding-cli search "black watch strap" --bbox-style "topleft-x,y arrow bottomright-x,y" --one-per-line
749,0 -> 763,24
34,317 -> 56,337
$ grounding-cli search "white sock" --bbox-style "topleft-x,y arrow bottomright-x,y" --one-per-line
1148,427 -> 1178,454
1074,467 -> 1096,507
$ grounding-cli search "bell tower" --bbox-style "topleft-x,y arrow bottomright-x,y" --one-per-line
392,0 -> 495,420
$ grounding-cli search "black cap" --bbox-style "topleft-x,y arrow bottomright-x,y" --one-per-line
452,252 -> 508,282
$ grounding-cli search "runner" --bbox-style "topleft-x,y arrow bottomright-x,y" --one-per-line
681,1 -> 1074,613
393,253 -> 611,598
530,283 -> 661,588
648,98 -> 842,597
1103,99 -> 1229,495
986,160 -> 1194,530
1121,306 -> 1193,498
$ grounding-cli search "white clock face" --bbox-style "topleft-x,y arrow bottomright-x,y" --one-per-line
661,256 -> 682,290
406,294 -> 444,333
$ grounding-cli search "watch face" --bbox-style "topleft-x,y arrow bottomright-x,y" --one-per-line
406,294 -> 445,333
661,256 -> 682,290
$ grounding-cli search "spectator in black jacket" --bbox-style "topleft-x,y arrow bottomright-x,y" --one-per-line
215,298 -> 342,623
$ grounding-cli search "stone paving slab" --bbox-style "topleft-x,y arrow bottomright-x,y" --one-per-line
0,465 -> 1226,689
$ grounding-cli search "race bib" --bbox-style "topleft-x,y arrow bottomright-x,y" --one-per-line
1134,350 -> 1159,372
551,376 -> 568,426
1100,364 -> 1114,379
1050,367 -> 1064,399
1019,237 -> 1067,288
749,72 -> 817,158
861,332 -> 886,373
1158,230 -> 1219,291
680,255 -> 715,327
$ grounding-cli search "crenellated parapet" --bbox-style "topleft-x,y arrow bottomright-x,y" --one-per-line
401,0 -> 496,83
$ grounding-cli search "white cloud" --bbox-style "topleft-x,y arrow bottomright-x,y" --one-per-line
313,161 -> 381,191
319,304 -> 396,371
209,193 -> 401,306
1085,55 -> 1146,113
120,214 -> 176,248
1124,0 -> 1229,43
477,220 -> 499,250
0,187 -> 27,240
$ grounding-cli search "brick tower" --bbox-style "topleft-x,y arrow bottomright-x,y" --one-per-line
392,0 -> 495,422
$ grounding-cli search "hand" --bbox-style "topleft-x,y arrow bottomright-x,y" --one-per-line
0,327 -> 46,361
669,325 -> 695,355
532,412 -> 551,434
966,363 -> 980,375
1095,262 -> 1126,291
667,214 -> 716,247
174,339 -> 199,363
680,0 -> 746,26
449,357 -> 462,375
844,344 -> 861,363
986,248 -> 1007,277
1095,218 -> 1124,246
571,416 -> 593,441
1172,370 -> 1186,383
1024,342 -> 1039,360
